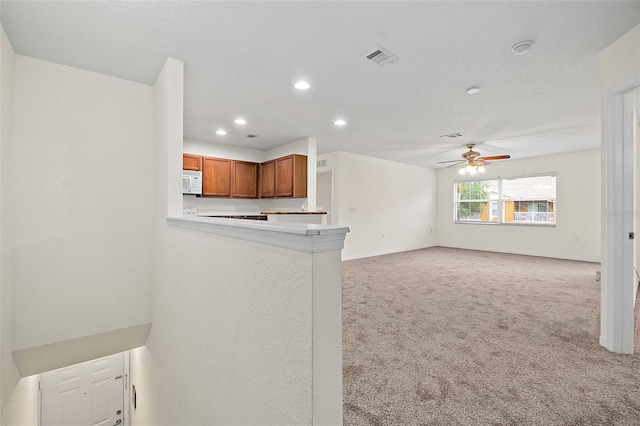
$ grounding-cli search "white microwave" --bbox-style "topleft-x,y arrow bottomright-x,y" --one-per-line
182,170 -> 202,195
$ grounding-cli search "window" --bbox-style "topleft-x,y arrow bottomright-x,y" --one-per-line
454,174 -> 556,225
454,180 -> 498,222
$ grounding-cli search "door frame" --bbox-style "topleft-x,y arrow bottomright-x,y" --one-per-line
603,75 -> 639,354
123,351 -> 130,426
316,167 -> 335,225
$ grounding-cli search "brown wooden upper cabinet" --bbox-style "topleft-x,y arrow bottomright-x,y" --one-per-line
231,161 -> 258,198
191,152 -> 306,199
183,153 -> 202,171
202,156 -> 231,197
275,154 -> 307,198
260,160 -> 276,199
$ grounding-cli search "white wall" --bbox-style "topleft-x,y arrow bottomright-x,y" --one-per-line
184,137 -> 266,163
318,151 -> 437,260
0,27 -> 40,426
1,25 -> 40,426
183,137 -> 317,213
129,60 -> 342,425
0,23 -> 16,426
131,229 -> 315,426
437,150 -> 601,262
316,170 -> 333,224
10,56 -> 155,354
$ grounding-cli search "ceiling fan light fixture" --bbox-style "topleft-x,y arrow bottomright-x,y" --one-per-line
440,144 -> 510,172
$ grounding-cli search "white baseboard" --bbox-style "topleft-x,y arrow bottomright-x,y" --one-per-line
436,244 -> 600,263
341,245 -> 436,261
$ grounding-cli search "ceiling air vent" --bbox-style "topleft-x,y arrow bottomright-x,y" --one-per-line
439,132 -> 465,139
246,134 -> 258,138
317,159 -> 326,168
364,46 -> 399,66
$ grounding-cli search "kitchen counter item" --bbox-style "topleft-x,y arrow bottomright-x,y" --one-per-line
260,211 -> 327,215
202,215 -> 267,221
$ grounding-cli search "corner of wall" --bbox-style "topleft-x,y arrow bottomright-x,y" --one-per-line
1,22 -> 38,426
154,58 -> 184,219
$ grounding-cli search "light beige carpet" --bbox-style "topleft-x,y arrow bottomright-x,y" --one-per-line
342,247 -> 640,425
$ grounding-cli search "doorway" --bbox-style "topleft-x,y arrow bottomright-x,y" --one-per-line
40,352 -> 129,426
316,168 -> 334,225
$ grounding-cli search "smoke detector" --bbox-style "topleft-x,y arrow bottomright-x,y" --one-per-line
512,40 -> 534,55
440,132 -> 465,139
364,46 -> 399,66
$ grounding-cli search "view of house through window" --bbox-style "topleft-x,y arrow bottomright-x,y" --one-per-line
455,174 -> 556,225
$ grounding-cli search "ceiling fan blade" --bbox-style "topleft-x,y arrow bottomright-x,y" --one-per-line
437,159 -> 465,163
446,161 -> 466,168
478,155 -> 510,161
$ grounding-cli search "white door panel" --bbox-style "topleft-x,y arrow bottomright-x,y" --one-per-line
42,353 -> 124,426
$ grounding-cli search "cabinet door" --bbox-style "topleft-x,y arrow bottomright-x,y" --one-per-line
202,157 -> 231,197
260,161 -> 275,198
275,156 -> 294,197
183,153 -> 202,171
291,154 -> 308,198
275,154 -> 307,198
232,161 -> 258,198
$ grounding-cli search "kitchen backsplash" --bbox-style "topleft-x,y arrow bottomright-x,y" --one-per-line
183,195 -> 307,213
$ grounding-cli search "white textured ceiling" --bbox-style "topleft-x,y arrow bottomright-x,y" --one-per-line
1,1 -> 639,167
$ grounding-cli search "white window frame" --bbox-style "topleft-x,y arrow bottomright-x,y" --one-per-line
454,172 -> 557,227
453,180 -> 495,223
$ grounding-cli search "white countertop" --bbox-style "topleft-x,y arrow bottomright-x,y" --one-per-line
167,216 -> 349,253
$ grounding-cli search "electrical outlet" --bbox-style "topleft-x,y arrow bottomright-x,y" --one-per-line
183,208 -> 197,217
349,207 -> 357,213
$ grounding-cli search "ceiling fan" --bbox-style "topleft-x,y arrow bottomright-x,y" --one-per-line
438,143 -> 510,175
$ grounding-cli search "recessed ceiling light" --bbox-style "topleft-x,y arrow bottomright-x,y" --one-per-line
294,81 -> 310,90
234,118 -> 247,125
216,129 -> 227,135
334,119 -> 346,126
466,86 -> 481,94
512,40 -> 534,55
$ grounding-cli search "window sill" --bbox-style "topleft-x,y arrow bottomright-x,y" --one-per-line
454,221 -> 556,228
